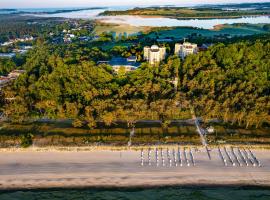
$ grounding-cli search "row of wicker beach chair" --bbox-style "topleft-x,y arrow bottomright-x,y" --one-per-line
140,147 -> 196,167
218,146 -> 261,167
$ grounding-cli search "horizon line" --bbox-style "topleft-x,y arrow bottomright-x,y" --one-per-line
1,1 -> 269,9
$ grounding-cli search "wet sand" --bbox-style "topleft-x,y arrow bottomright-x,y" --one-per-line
0,147 -> 269,190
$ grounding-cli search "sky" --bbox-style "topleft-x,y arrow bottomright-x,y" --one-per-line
0,0 -> 269,8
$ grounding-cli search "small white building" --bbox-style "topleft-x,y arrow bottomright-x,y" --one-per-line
0,53 -> 16,58
1,41 -> 13,46
8,70 -> 26,79
63,37 -> 72,43
67,34 -> 75,38
144,45 -> 166,65
175,42 -> 198,59
127,56 -> 137,62
207,126 -> 215,134
0,76 -> 10,85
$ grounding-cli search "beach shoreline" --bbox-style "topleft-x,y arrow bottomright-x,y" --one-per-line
1,183 -> 270,192
0,147 -> 269,190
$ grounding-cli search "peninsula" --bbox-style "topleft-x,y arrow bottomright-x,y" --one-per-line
100,2 -> 270,19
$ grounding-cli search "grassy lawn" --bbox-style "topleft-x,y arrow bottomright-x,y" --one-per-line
94,22 -> 151,35
147,24 -> 269,40
93,21 -> 268,41
100,41 -> 134,51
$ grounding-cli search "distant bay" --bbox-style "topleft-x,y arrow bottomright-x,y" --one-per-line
29,8 -> 270,29
96,15 -> 270,29
2,4 -> 270,29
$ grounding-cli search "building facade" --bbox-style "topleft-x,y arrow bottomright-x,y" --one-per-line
175,42 -> 198,59
108,57 -> 140,74
144,45 -> 166,65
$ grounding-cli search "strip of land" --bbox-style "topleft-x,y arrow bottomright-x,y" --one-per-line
0,147 -> 269,190
100,6 -> 270,19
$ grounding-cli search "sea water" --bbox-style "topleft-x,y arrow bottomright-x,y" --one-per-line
0,186 -> 270,200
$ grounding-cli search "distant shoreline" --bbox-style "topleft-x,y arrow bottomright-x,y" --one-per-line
0,7 -> 107,15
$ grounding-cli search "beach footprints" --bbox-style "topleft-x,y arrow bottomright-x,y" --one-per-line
218,146 -> 262,167
140,147 -> 196,167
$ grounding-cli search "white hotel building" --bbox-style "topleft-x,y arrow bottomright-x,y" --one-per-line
144,45 -> 166,65
175,42 -> 198,59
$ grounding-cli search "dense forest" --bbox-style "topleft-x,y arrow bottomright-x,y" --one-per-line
1,38 -> 269,129
0,15 -> 89,43
182,41 -> 270,128
0,16 -> 44,42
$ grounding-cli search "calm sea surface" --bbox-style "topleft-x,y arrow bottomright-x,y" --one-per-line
97,15 -> 270,29
0,186 -> 270,200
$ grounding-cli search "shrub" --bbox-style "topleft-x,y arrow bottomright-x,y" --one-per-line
20,133 -> 33,148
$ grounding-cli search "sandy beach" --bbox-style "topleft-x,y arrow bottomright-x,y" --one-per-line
0,146 -> 269,190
